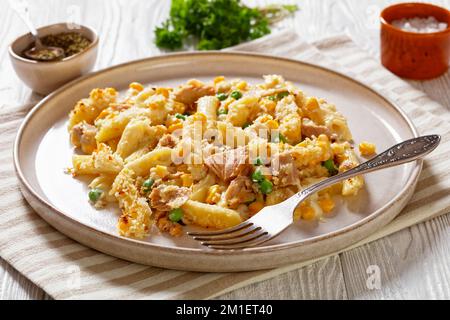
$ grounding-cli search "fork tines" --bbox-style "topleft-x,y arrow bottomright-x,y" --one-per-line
187,221 -> 271,250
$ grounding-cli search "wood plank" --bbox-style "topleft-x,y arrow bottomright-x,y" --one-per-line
341,213 -> 450,299
410,73 -> 450,110
0,258 -> 50,300
217,255 -> 348,299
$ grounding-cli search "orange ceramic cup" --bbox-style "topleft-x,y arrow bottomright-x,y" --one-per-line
380,2 -> 450,80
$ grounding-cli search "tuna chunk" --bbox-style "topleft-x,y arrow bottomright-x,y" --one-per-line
302,118 -> 331,139
157,134 -> 179,149
149,184 -> 190,211
70,122 -> 97,154
173,79 -> 215,106
204,147 -> 251,182
271,151 -> 300,187
223,176 -> 255,209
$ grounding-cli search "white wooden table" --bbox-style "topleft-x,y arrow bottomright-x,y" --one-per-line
1,0 -> 449,300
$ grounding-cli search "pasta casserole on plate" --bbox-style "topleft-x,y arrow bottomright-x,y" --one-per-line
67,75 -> 375,239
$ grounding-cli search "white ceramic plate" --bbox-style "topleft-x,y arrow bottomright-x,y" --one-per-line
14,52 -> 421,272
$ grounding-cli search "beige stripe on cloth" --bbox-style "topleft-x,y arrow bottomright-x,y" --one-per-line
0,30 -> 448,300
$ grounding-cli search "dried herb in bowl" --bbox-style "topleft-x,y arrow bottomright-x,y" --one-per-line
38,32 -> 91,58
154,0 -> 298,50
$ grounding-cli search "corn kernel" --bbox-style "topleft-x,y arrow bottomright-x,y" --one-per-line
296,140 -> 308,148
305,97 -> 320,111
187,79 -> 204,87
266,120 -> 279,130
175,146 -> 184,158
193,112 -> 207,123
129,82 -> 144,92
236,81 -> 247,90
181,174 -> 193,187
81,143 -> 95,155
359,141 -> 376,157
165,117 -> 180,127
264,100 -> 277,112
260,115 -> 272,123
148,102 -> 162,110
106,88 -> 118,96
206,185 -> 221,204
136,90 -> 154,102
172,101 -> 186,114
168,121 -> 183,133
154,165 -> 169,178
265,101 -> 277,112
118,218 -> 128,234
293,207 -> 302,220
336,153 -> 348,163
156,87 -> 170,98
96,109 -> 109,120
248,201 -> 264,215
318,198 -> 335,213
317,134 -> 329,143
301,206 -> 316,221
214,76 -> 225,84
295,202 -> 315,221
331,143 -> 345,155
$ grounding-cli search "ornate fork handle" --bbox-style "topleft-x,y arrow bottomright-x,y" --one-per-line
292,135 -> 441,206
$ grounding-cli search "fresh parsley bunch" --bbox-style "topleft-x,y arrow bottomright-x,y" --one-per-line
155,0 -> 298,50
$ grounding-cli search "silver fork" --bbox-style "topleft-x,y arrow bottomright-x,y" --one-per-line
188,135 -> 441,250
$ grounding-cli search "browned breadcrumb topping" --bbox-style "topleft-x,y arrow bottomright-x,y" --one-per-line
156,216 -> 183,237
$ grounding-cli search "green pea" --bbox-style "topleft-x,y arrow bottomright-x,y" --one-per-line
251,169 -> 264,183
254,157 -> 263,166
88,188 -> 103,202
142,178 -> 155,192
277,91 -> 289,99
267,95 -> 277,101
175,113 -> 186,120
168,208 -> 184,222
217,108 -> 228,115
322,159 -> 338,176
216,93 -> 228,101
230,90 -> 242,100
259,179 -> 273,195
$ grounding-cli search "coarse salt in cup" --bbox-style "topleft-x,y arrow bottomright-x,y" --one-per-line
380,2 -> 450,80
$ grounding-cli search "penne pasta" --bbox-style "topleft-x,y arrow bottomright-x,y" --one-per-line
197,96 -> 219,121
125,147 -> 173,176
67,76 -> 371,238
181,200 -> 242,229
95,107 -> 153,142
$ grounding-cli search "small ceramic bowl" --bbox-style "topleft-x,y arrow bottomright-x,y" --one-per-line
9,23 -> 99,95
380,2 -> 450,80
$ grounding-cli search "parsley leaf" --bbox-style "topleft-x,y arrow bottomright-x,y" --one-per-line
154,0 -> 297,50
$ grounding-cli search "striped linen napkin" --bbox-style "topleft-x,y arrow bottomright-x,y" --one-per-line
0,30 -> 448,299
